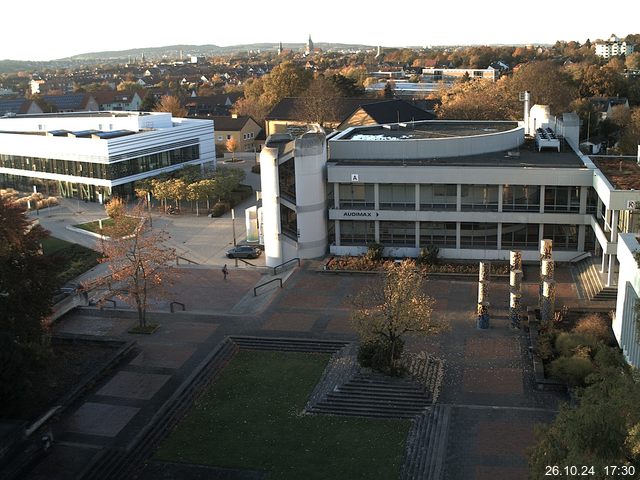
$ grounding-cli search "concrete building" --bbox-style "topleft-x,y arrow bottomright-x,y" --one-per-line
0,111 -> 215,202
259,113 -> 640,290
614,232 -> 640,367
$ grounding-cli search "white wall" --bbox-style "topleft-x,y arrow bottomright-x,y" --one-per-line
614,233 -> 640,367
259,146 -> 283,267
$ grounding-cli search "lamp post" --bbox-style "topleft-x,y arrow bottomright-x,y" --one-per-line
147,192 -> 153,227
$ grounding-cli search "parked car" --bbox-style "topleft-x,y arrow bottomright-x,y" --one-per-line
226,245 -> 262,259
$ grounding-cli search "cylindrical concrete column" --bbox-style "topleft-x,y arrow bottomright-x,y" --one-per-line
479,261 -> 491,281
541,279 -> 556,322
510,250 -> 522,271
478,281 -> 488,304
540,239 -> 553,258
510,269 -> 523,292
541,258 -> 554,280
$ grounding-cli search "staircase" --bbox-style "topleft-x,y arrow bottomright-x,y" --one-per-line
400,404 -> 452,480
308,371 -> 432,419
228,336 -> 348,354
573,258 -> 617,302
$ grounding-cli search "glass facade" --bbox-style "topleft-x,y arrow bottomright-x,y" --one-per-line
461,185 -> 498,211
502,185 -> 540,212
419,184 -> 457,210
0,144 -> 200,181
339,184 -> 374,209
340,220 -> 375,245
544,186 -> 580,213
543,224 -> 578,250
380,221 -> 415,246
278,158 -> 296,203
379,184 -> 415,210
419,222 -> 456,247
460,223 -> 498,249
501,223 -> 539,249
280,204 -> 297,240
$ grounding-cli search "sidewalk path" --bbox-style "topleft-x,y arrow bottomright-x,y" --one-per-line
24,262 -> 577,480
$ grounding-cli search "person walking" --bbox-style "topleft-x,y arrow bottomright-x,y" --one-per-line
222,264 -> 229,281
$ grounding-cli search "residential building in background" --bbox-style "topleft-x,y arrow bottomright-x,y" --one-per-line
595,35 -> 635,58
211,115 -> 262,152
0,111 -> 215,202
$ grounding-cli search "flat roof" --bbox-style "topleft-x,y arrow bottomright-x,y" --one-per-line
592,156 -> 640,190
339,121 -> 519,141
330,139 -> 586,169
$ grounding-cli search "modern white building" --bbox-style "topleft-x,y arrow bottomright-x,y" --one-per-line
259,113 -> 640,289
0,111 -> 215,202
595,35 -> 635,58
614,233 -> 640,367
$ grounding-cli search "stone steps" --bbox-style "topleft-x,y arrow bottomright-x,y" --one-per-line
400,404 -> 451,480
308,371 -> 431,419
80,339 -> 239,480
229,336 -> 348,354
574,259 -> 617,302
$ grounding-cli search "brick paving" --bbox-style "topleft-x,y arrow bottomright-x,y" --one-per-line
22,262 -> 579,480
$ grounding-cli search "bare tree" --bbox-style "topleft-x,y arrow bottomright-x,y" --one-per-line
96,202 -> 176,329
298,77 -> 341,127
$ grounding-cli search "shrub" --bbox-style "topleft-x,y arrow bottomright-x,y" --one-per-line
572,313 -> 612,344
594,345 -> 628,371
251,164 -> 261,174
418,245 -> 439,265
554,332 -> 598,358
358,338 -> 405,376
365,242 -> 384,262
210,202 -> 229,217
105,197 -> 125,218
549,356 -> 596,386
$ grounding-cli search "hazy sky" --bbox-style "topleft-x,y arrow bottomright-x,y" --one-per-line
2,0 -> 638,61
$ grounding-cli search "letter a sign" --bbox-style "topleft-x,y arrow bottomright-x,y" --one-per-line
351,174 -> 359,182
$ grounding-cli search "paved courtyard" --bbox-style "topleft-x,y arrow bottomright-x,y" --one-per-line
23,260 -> 577,479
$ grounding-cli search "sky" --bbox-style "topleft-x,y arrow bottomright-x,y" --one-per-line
2,0 -> 638,61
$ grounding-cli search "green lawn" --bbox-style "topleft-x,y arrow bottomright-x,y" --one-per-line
156,351 -> 410,480
74,216 -> 139,235
41,236 -> 101,286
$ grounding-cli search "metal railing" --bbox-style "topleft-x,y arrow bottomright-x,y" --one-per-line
254,278 -> 283,296
272,257 -> 300,275
170,301 -> 185,313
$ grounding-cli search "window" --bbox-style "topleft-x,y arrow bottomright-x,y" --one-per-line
217,135 -> 223,141
501,223 -> 539,249
460,223 -> 498,249
460,185 -> 498,211
420,222 -> 456,247
340,220 -> 375,245
379,184 -> 415,210
380,221 -> 415,246
227,134 -> 231,140
502,185 -> 540,212
280,204 -> 297,240
543,224 -> 578,250
420,184 -> 456,210
278,158 -> 296,202
544,186 -> 580,213
339,184 -> 374,209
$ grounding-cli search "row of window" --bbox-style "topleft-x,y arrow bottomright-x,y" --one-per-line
338,184 -> 586,213
338,221 -> 579,250
0,145 -> 200,181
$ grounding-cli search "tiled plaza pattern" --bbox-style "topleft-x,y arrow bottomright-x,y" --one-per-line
23,263 -> 574,480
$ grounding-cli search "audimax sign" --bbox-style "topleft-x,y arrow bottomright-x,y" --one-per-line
342,211 -> 379,217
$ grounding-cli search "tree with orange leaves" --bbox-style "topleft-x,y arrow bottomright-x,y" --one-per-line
97,202 -> 176,329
